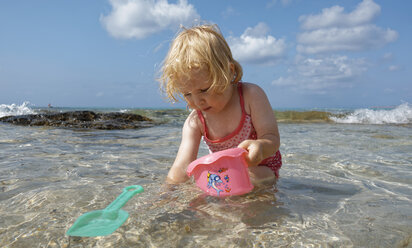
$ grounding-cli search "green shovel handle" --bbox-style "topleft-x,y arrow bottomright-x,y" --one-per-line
105,185 -> 144,212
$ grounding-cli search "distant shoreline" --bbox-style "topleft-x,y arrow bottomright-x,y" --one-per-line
1,102 -> 411,125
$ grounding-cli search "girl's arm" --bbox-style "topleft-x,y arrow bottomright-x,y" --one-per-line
166,111 -> 202,183
238,83 -> 280,166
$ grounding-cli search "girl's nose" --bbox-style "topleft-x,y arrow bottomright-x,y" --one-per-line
193,96 -> 205,107
193,96 -> 205,106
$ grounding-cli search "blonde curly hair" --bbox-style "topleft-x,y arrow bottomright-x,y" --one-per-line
160,24 -> 243,102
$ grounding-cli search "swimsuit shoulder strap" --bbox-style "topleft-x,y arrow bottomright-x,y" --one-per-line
196,110 -> 209,137
238,82 -> 246,115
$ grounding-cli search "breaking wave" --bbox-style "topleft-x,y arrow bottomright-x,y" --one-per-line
331,103 -> 412,124
0,102 -> 36,118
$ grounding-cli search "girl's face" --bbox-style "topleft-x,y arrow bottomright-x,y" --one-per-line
179,67 -> 234,114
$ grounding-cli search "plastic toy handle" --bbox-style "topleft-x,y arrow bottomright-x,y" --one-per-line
105,185 -> 144,212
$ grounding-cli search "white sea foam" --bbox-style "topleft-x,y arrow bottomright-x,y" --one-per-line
331,103 -> 412,124
0,102 -> 36,118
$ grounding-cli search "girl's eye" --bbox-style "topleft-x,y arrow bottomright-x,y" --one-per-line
183,93 -> 191,97
200,87 -> 210,93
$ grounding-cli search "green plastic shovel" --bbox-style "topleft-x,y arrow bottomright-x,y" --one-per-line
66,185 -> 144,237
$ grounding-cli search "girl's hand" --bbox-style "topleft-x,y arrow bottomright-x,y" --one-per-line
238,140 -> 265,167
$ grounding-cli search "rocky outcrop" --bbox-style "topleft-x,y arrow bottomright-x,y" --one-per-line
0,111 -> 154,130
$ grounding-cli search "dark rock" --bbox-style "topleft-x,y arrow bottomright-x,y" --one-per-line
0,111 -> 154,130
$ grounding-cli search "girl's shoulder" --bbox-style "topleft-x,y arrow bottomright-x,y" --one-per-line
183,110 -> 203,134
240,82 -> 268,113
241,82 -> 266,97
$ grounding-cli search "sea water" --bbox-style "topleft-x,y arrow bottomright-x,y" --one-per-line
0,103 -> 411,247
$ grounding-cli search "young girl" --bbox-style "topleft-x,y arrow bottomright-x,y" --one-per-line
160,24 -> 282,184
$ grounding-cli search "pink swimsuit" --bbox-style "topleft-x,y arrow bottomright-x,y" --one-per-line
196,82 -> 282,177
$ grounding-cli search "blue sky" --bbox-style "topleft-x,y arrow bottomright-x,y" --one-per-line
1,0 -> 411,109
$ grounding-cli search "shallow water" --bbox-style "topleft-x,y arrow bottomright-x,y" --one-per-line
0,109 -> 412,247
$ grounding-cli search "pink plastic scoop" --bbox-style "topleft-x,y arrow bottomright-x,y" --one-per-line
186,148 -> 253,197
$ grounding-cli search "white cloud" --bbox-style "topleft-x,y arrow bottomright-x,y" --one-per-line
272,55 -> 367,92
299,0 -> 380,30
388,65 -> 399,71
100,0 -> 199,39
297,0 -> 398,54
297,25 -> 398,54
229,23 -> 287,65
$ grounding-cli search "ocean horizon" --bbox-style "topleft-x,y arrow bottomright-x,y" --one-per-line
2,101 -> 412,125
